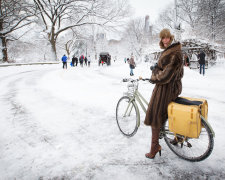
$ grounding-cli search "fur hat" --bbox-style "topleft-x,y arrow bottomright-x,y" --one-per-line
159,28 -> 174,49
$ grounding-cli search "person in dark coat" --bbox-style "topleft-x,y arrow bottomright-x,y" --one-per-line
198,51 -> 206,75
84,56 -> 87,66
184,54 -> 190,66
75,56 -> 78,66
61,54 -> 67,69
144,29 -> 184,159
72,56 -> 76,67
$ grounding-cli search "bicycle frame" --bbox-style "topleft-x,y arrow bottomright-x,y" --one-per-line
132,89 -> 149,113
123,88 -> 149,127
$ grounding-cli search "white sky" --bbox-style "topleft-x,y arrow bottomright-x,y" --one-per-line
129,0 -> 174,23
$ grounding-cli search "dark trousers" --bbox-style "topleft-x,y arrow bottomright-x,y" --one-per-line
63,62 -> 67,69
72,60 -> 75,67
200,64 -> 205,75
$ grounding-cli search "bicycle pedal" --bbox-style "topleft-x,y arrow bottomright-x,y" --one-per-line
187,142 -> 192,148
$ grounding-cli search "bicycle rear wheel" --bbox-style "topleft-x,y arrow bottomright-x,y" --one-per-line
163,119 -> 214,162
116,96 -> 139,137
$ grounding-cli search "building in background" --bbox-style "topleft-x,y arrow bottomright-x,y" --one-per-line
144,15 -> 153,44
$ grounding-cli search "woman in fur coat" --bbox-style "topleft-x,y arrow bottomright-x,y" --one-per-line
145,29 -> 184,159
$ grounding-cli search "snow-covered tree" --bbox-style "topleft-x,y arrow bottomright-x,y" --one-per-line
177,0 -> 224,41
156,6 -> 174,30
123,17 -> 145,59
0,0 -> 37,62
199,0 -> 225,41
155,0 -> 225,44
33,0 -> 130,61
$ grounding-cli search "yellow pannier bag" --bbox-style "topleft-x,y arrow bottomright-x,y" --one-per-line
183,97 -> 208,121
168,97 -> 208,138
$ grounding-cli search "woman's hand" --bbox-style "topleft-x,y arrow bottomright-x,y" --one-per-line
149,79 -> 155,84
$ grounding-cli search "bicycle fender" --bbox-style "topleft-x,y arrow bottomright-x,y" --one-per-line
201,115 -> 215,137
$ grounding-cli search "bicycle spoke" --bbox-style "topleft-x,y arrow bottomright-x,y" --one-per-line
116,96 -> 139,137
163,119 -> 214,162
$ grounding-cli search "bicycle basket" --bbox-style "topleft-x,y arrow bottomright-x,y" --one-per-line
123,82 -> 136,97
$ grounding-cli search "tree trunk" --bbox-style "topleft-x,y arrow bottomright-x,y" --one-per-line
65,41 -> 71,59
50,38 -> 57,61
49,25 -> 58,61
0,6 -> 8,62
1,36 -> 8,62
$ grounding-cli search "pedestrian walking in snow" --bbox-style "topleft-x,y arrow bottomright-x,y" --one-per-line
88,56 -> 91,67
61,54 -> 67,69
124,57 -> 127,63
198,50 -> 206,76
79,55 -> 84,67
184,54 -> 190,67
72,56 -> 76,67
144,28 -> 184,159
84,56 -> 87,66
74,56 -> 78,66
128,56 -> 136,76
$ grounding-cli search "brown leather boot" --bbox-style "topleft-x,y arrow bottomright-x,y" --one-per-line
145,127 -> 161,159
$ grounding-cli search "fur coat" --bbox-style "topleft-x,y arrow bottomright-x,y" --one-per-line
144,42 -> 184,128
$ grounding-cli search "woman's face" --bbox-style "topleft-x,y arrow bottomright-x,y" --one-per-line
162,37 -> 171,48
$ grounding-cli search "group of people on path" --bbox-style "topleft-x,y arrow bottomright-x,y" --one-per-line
61,54 -> 91,69
78,55 -> 91,67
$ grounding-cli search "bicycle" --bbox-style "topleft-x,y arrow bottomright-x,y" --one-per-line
116,78 -> 215,162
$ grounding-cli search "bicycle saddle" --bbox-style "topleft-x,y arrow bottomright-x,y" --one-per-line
175,97 -> 202,106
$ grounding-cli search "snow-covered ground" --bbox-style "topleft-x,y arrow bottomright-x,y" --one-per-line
0,60 -> 225,179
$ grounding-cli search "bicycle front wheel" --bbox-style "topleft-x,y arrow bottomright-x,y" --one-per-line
116,96 -> 139,137
163,119 -> 214,162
